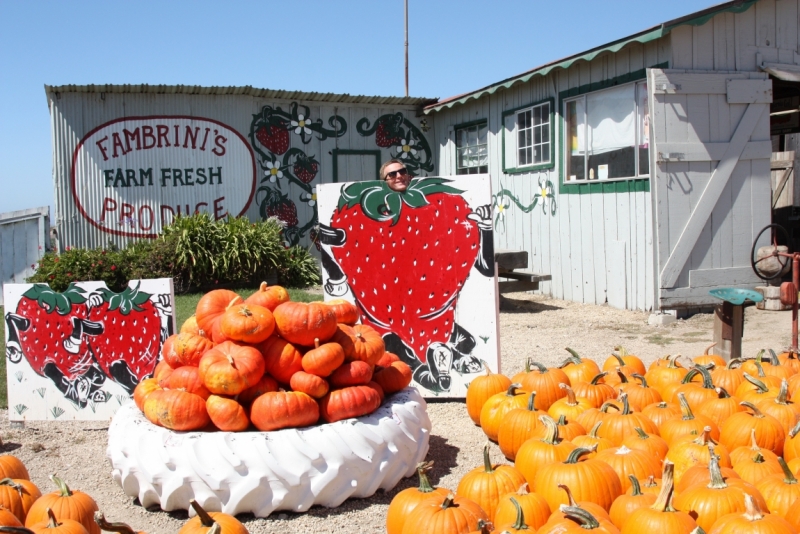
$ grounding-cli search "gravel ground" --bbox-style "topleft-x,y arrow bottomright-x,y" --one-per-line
1,292 -> 794,533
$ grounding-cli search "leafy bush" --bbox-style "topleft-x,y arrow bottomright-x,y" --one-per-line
27,214 -> 321,292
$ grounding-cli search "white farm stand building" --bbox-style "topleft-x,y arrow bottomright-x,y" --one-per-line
47,0 -> 799,312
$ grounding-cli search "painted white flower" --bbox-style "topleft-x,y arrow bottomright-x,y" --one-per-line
265,160 -> 283,182
535,176 -> 555,214
291,114 -> 312,136
300,187 -> 317,207
396,139 -> 417,159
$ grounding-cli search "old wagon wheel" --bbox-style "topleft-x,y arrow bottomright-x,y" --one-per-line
751,223 -> 791,281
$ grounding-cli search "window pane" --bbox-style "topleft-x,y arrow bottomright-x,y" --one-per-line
455,122 -> 488,174
638,81 -> 650,176
540,143 -> 550,164
566,98 -> 585,181
534,125 -> 542,145
587,84 -> 635,179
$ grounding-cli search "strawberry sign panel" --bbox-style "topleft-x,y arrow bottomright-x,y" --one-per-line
71,116 -> 256,239
3,278 -> 175,421
317,175 -> 500,398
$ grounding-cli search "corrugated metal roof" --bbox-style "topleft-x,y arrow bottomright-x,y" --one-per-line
44,84 -> 437,107
424,0 -> 758,113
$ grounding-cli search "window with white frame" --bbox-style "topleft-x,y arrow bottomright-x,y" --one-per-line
564,81 -> 649,183
503,100 -> 552,171
455,122 -> 488,174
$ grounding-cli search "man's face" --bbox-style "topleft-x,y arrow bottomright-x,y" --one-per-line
384,163 -> 410,192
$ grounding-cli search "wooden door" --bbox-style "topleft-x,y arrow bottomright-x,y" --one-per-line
649,68 -> 773,308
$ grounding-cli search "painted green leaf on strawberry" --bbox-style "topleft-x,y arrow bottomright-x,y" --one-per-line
93,282 -> 152,315
21,283 -> 87,315
338,178 -> 464,226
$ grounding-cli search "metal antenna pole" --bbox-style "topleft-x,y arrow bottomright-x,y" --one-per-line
405,0 -> 409,97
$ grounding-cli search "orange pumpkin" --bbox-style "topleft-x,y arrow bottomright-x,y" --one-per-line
198,341 -> 265,395
514,416 -> 578,486
25,476 -> 99,534
543,484 -> 612,527
665,426 -> 731,483
319,384 -> 382,423
594,446 -> 661,493
719,401 -> 786,457
331,324 -> 386,366
517,361 -> 570,410
571,422 -> 616,458
548,384 -> 592,423
533,447 -> 622,512
400,492 -> 487,534
170,332 -> 215,367
608,475 -> 657,530
372,361 -> 413,394
167,366 -> 212,400
177,500 -> 247,534
619,461 -> 698,534
143,389 -> 210,431
195,290 -> 243,344
596,392 -> 659,446
321,298 -> 360,325
697,387 -> 746,428
219,303 -> 275,344
497,392 -> 546,461
237,374 -> 279,406
273,301 -> 338,347
493,484 -> 551,531
571,373 -> 617,409
0,504 -> 23,527
250,391 -> 319,431
660,392 -> 720,446
27,508 -> 89,534
244,281 -> 290,311
386,462 -> 449,534
133,378 -> 161,412
603,347 -> 646,376
152,360 -> 173,388
289,371 -> 330,399
709,493 -> 796,534
0,478 -> 40,523
205,395 -> 249,432
644,355 -> 688,399
179,315 -> 203,336
693,342 -> 725,368
465,363 -> 512,425
618,374 -> 662,412
480,384 -> 530,443
755,378 -> 800,434
256,336 -> 303,384
302,339 -> 346,377
621,427 -> 669,464
456,444 -> 526,521
640,401 -> 681,432
559,348 -> 602,385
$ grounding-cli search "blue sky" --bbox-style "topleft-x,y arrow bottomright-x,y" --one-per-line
0,0 -> 718,216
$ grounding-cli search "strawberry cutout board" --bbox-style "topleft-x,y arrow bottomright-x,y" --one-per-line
317,174 -> 500,398
3,278 -> 175,421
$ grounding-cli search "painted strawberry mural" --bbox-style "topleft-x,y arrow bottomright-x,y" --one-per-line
293,153 -> 319,184
255,120 -> 290,155
320,178 -> 494,393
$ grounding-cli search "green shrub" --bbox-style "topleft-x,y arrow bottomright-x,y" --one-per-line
27,247 -> 129,292
276,246 -> 321,288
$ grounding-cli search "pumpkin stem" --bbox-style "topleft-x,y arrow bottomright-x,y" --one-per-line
682,368 -> 700,384
614,368 -> 629,383
0,528 -> 35,533
559,383 -> 577,406
754,359 -> 768,378
706,445 -> 728,490
206,523 -> 221,534
190,499 -> 215,527
525,391 -> 537,412
314,338 -> 321,349
588,421 -> 603,438
642,475 -> 658,490
558,505 -> 600,529
677,393 -> 696,421
506,383 -> 524,397
481,443 -> 495,474
529,361 -> 548,374
742,493 -> 765,522
714,387 -> 732,399
49,475 -> 72,497
740,401 -> 765,418
634,427 -> 650,440
618,391 -> 632,415
474,519 -> 493,534
479,360 -> 491,376
695,365 -> 715,389
563,446 -> 596,464
666,355 -> 681,369
632,374 -> 648,387
692,426 -> 714,446
650,461 -> 676,512
600,401 -> 621,413
590,372 -> 608,385
779,457 -> 798,485
539,415 -> 561,445
610,353 -> 627,367
94,512 -> 137,534
752,451 -> 766,464
727,358 -> 743,369
629,475 -> 643,496
415,461 -> 437,493
791,419 -> 800,439
0,479 -> 22,494
558,484 -> 579,506
516,483 -> 530,495
46,509 -> 59,529
777,379 -> 790,405
440,493 -> 456,510
742,373 -> 769,394
768,348 -> 781,366
704,342 -> 717,355
510,497 -> 528,530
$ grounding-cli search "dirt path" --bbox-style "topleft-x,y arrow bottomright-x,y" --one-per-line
1,294 -> 793,533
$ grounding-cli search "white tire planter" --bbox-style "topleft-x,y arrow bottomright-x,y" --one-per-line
107,387 -> 431,517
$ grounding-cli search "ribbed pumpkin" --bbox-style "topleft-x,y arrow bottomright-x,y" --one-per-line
675,461 -> 741,494
543,485 -> 613,527
517,361 -> 570,410
25,476 -> 99,534
272,301 -> 338,347
778,348 -> 800,376
167,366 -> 211,400
753,456 -> 800,518
133,378 -> 161,411
575,403 -> 619,436
618,374 -> 661,412
480,384 -> 530,443
386,462 -> 449,534
554,415 -> 586,442
302,338 -> 346,377
321,298 -> 360,325
665,427 -> 731,483
0,478 -> 40,523
492,496 -> 543,533
237,374 -> 279,406
731,451 -> 782,487
608,475 -> 657,530
514,415 -> 577,486
289,371 -> 330,398
533,448 -> 622,512
205,395 -> 249,432
603,347 -> 646,376
319,384 -> 382,423
620,462 -> 699,534
497,392 -> 545,461
177,500 -> 247,534
640,401 -> 681,431
736,370 -> 781,404
399,492 -> 487,534
0,505 -> 23,528
143,389 -> 210,431
179,315 -> 203,336
621,427 -> 669,463
456,444 -> 526,521
571,422 -> 615,458
669,365 -> 718,413
152,360 -> 173,387
219,303 -> 275,344
244,281 -> 290,311
645,355 -> 688,399
195,290 -> 243,343
719,401 -> 786,457
256,336 -> 303,384
594,446 -> 661,493
694,342 -> 726,368
27,508 -> 89,534
545,506 -> 619,534
331,324 -> 386,365
596,393 -> 660,446
756,379 -> 800,434
493,484 -> 551,531
466,363 -> 512,425
697,387 -> 746,428
372,361 -> 413,394
571,373 -> 618,409
710,358 -> 746,396
708,493 -> 797,534
559,348 -> 602,385
548,384 -> 592,423
673,450 -> 768,532
170,332 -> 215,367
198,341 -> 265,396
660,392 -> 720,446
250,391 -> 319,431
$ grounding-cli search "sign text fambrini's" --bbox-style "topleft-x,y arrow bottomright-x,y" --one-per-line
71,116 -> 256,238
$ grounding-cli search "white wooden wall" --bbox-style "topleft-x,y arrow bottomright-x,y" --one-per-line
0,207 -> 49,306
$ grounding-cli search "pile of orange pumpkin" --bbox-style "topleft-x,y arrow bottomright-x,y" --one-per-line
134,282 -> 412,433
0,454 -> 242,532
387,345 -> 800,533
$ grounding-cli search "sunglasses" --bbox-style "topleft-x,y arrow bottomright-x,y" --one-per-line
385,169 -> 409,180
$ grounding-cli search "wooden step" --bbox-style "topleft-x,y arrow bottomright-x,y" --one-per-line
498,271 -> 552,283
